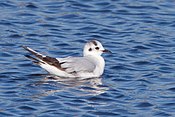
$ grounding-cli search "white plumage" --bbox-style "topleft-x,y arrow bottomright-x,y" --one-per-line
23,40 -> 111,78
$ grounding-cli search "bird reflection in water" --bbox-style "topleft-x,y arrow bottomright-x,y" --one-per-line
28,74 -> 108,97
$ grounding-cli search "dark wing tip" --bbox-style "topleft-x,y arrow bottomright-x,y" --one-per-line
22,45 -> 29,51
24,55 -> 39,61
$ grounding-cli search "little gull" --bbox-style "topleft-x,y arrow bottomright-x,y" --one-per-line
22,40 -> 111,78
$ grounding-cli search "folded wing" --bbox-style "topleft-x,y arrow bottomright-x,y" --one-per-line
58,57 -> 96,74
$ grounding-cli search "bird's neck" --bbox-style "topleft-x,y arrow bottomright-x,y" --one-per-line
95,56 -> 105,76
85,55 -> 105,76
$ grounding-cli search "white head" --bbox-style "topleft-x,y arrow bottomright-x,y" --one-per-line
83,40 -> 111,56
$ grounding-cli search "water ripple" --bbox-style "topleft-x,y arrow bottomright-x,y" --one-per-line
0,0 -> 175,116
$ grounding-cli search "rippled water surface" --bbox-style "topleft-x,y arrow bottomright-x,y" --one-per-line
1,0 -> 175,116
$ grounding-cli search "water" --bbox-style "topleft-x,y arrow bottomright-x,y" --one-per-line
0,0 -> 175,116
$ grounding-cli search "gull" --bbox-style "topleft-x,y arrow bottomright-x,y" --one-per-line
22,40 -> 111,78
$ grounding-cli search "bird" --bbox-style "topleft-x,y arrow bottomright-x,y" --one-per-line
22,40 -> 111,78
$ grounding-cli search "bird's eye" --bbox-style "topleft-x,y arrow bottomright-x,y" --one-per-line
89,48 -> 92,51
95,47 -> 99,50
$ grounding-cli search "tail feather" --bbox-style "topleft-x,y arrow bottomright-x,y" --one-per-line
24,55 -> 44,64
22,46 -> 64,71
25,55 -> 39,61
22,46 -> 45,60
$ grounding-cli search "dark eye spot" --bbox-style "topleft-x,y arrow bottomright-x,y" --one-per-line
89,48 -> 92,51
95,47 -> 99,50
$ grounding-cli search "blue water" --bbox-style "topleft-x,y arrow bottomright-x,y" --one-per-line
0,0 -> 175,116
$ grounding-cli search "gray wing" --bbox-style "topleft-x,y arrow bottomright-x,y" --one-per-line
57,57 -> 96,74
